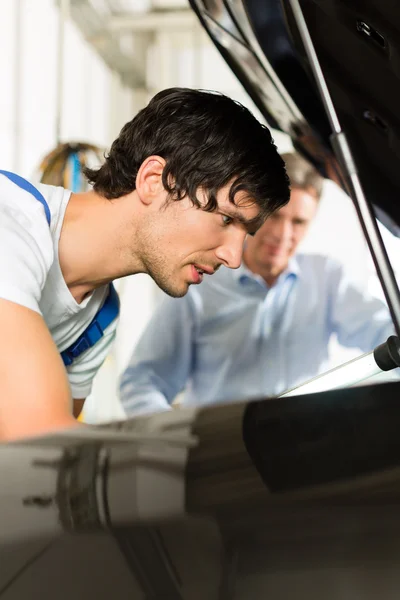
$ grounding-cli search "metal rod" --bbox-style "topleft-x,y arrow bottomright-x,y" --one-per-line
287,0 -> 341,134
279,350 -> 381,397
287,0 -> 400,338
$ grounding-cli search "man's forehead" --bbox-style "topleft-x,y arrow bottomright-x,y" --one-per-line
279,187 -> 319,216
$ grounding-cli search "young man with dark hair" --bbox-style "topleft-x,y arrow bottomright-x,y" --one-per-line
0,88 -> 289,441
120,151 -> 395,415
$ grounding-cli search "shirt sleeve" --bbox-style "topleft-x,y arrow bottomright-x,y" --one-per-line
329,260 -> 394,351
119,293 -> 197,416
66,317 -> 118,399
0,191 -> 53,314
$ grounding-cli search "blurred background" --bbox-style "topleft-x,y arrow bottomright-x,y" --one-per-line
1,0 -> 399,422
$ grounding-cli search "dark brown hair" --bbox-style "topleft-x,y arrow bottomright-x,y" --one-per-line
84,87 -> 290,221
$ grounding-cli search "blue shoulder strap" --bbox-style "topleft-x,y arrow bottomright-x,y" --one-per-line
0,169 -> 51,225
61,284 -> 120,366
0,169 -> 119,367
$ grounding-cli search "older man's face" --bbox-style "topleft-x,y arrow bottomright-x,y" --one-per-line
244,187 -> 319,279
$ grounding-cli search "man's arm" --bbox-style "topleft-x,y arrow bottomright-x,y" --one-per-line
0,299 -> 78,441
120,294 -> 197,417
330,263 -> 394,352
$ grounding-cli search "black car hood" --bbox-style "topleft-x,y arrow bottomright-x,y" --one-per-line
189,0 -> 400,235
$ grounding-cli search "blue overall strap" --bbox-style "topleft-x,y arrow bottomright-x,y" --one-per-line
0,169 -> 51,225
61,283 -> 120,367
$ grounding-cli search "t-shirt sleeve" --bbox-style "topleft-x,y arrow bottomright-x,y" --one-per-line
0,185 -> 53,314
66,317 -> 118,399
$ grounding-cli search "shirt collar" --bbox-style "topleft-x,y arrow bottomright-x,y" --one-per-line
235,256 -> 300,288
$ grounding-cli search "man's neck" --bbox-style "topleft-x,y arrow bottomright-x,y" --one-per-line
58,190 -> 143,303
242,253 -> 282,288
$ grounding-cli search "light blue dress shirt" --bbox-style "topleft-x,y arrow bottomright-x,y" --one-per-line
120,254 -> 394,415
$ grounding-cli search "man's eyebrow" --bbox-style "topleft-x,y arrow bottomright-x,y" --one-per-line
223,207 -> 264,231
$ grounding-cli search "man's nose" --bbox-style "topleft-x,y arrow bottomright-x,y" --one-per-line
273,219 -> 292,243
215,232 -> 246,269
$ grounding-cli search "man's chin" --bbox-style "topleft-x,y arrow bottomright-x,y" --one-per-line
156,279 -> 189,298
165,288 -> 188,299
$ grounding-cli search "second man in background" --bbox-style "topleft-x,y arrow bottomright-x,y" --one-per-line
120,152 -> 394,415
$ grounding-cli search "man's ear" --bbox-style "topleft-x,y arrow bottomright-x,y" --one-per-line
135,156 -> 166,206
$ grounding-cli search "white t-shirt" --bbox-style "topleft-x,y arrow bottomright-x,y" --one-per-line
0,173 -> 117,399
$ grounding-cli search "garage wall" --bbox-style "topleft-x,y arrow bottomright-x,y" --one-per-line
0,0 -> 135,175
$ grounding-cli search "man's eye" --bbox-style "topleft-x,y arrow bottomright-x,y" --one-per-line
222,215 -> 233,226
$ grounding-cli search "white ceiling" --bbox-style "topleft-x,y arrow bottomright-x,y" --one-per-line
68,0 -> 195,89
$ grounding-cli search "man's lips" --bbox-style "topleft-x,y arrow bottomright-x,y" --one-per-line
190,264 -> 216,284
262,243 -> 288,256
191,265 -> 203,284
194,264 -> 215,275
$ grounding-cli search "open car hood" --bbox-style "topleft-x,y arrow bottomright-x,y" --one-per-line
4,384 -> 400,599
189,0 -> 400,235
